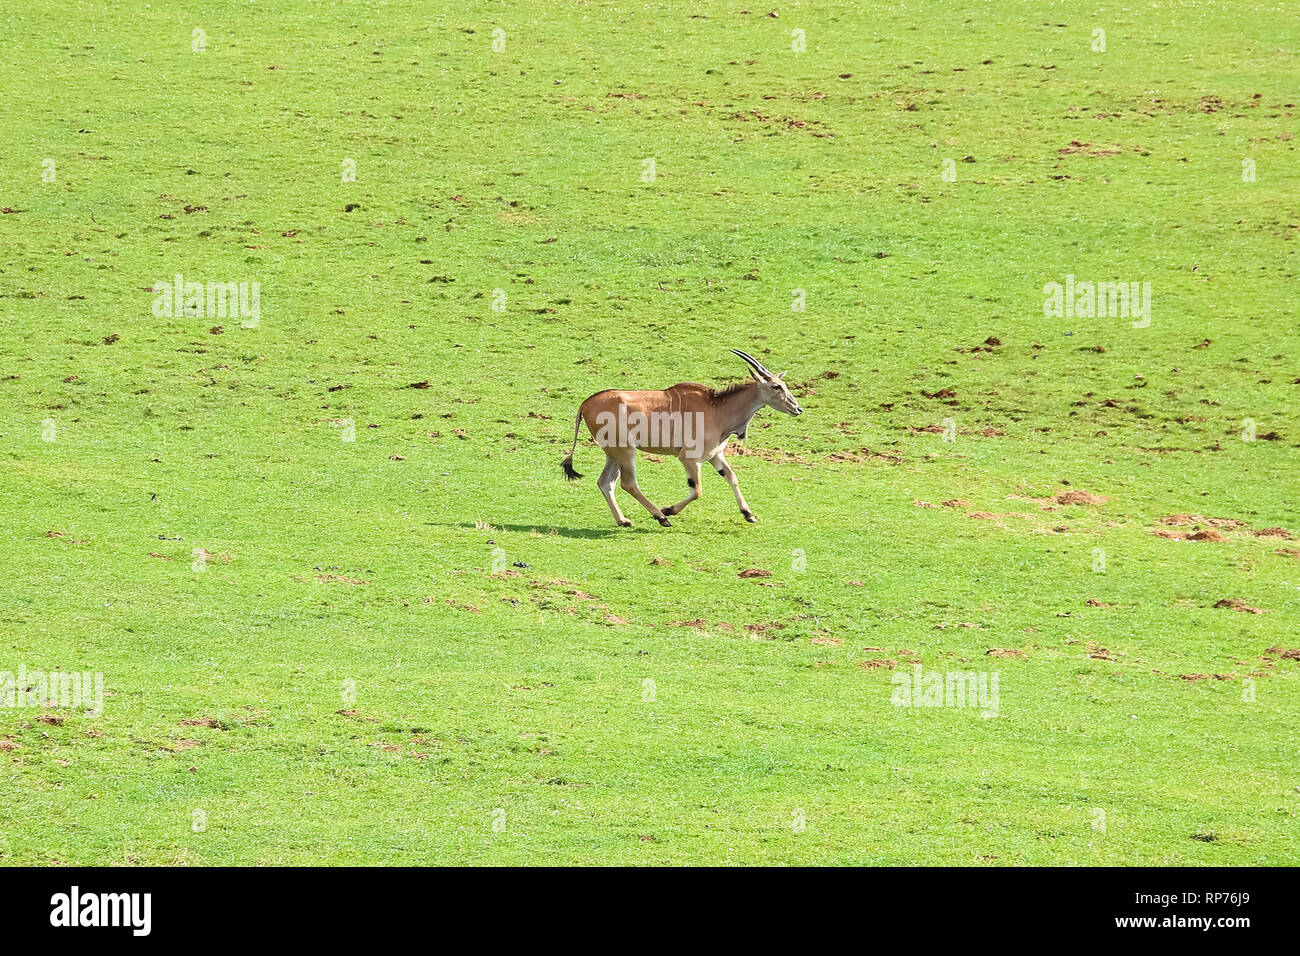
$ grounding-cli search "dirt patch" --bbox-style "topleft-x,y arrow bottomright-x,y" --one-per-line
666,618 -> 706,629
985,648 -> 1025,658
315,573 -> 368,585
728,445 -> 809,464
1058,140 -> 1123,156
858,659 -> 897,670
810,636 -> 843,646
1213,598 -> 1267,614
956,337 -> 1000,355
727,108 -> 834,137
1151,518 -> 1250,540
336,710 -> 379,722
826,447 -> 904,464
941,499 -> 971,508
1253,527 -> 1292,538
1160,514 -> 1245,528
179,717 -> 220,728
737,568 -> 771,578
1052,490 -> 1108,505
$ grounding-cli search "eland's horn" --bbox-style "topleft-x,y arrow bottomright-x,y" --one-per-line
730,348 -> 774,378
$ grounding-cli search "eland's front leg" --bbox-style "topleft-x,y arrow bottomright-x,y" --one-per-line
709,452 -> 756,523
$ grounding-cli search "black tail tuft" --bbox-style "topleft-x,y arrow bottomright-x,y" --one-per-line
561,455 -> 582,481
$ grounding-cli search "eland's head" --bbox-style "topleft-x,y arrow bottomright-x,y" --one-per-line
730,348 -> 803,416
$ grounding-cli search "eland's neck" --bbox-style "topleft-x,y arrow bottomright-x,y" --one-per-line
718,381 -> 766,438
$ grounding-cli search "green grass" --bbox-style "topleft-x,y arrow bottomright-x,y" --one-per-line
1,0 -> 1297,865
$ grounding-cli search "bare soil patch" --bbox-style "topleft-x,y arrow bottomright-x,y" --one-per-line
1213,598 -> 1267,614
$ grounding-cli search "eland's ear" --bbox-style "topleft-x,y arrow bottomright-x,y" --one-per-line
775,371 -> 788,380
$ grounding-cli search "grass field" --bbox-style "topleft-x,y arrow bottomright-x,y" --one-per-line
1,1 -> 1297,865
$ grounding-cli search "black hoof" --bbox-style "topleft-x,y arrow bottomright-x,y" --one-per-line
661,505 -> 676,516
657,516 -> 672,527
618,520 -> 633,528
743,512 -> 758,523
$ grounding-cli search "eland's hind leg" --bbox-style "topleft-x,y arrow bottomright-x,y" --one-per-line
597,454 -> 631,527
661,458 -> 702,517
614,449 -> 672,527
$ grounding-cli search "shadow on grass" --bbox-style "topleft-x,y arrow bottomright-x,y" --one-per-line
435,521 -> 626,540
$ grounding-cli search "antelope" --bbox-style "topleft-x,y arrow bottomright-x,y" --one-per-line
560,349 -> 803,527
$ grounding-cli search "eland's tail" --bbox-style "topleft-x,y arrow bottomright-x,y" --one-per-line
561,409 -> 583,481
